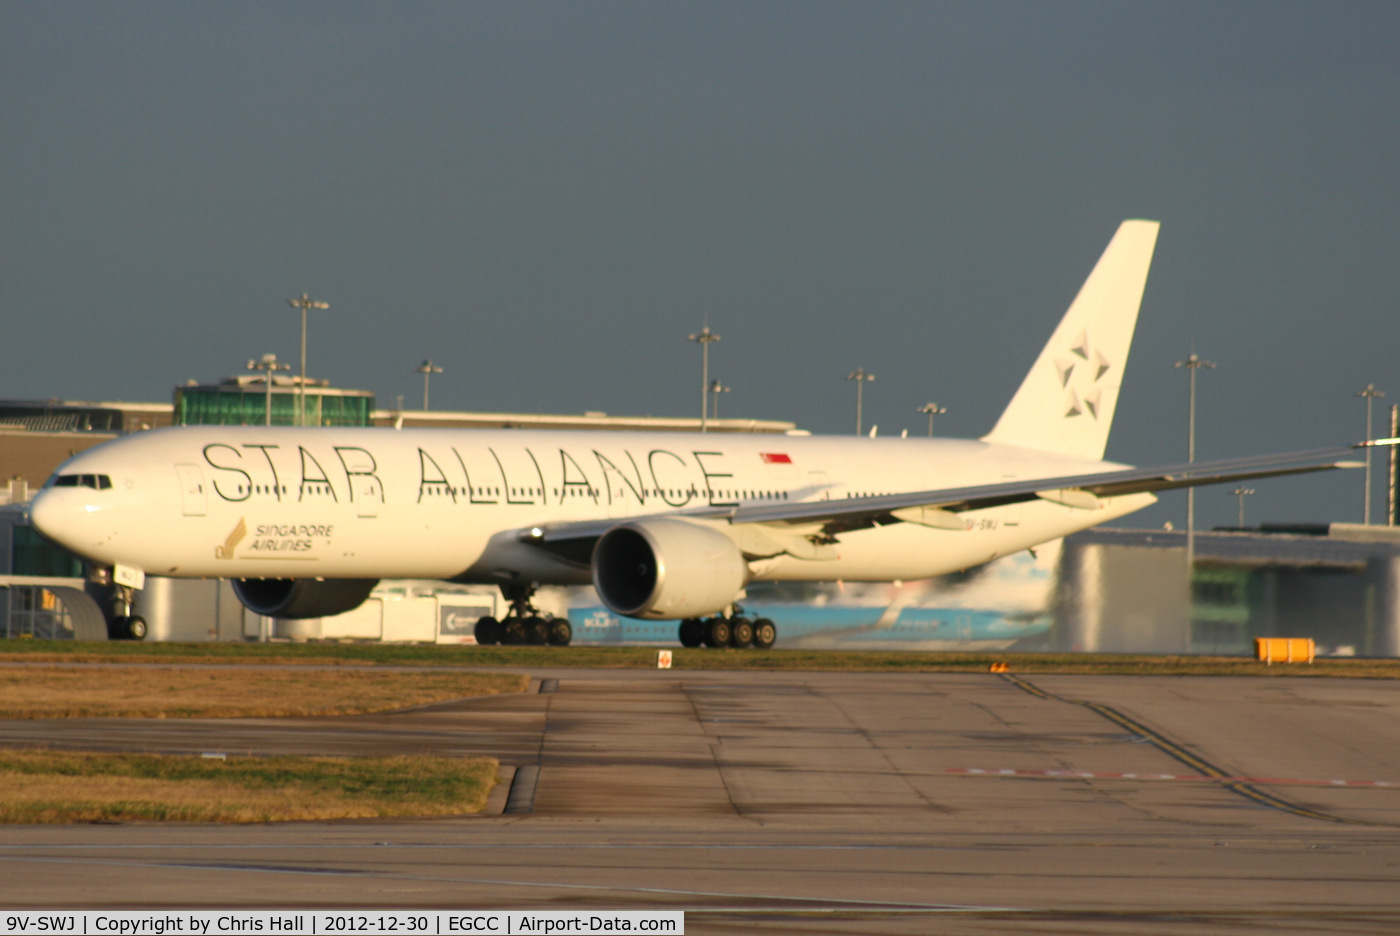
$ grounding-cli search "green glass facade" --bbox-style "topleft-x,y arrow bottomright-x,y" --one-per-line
1189,566 -> 1253,654
173,386 -> 375,427
12,525 -> 84,577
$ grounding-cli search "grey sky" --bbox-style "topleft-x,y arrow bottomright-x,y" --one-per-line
2,2 -> 1398,531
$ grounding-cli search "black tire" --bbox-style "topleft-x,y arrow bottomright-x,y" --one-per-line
753,617 -> 777,649
678,618 -> 703,648
125,615 -> 147,641
525,615 -> 550,645
502,619 -> 525,646
474,616 -> 500,646
548,618 -> 572,646
705,618 -> 732,648
730,618 -> 754,649
108,615 -> 128,640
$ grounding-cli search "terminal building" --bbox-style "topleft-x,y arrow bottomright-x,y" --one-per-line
1057,524 -> 1400,657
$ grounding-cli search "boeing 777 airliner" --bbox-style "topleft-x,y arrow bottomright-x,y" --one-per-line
27,221 -> 1376,645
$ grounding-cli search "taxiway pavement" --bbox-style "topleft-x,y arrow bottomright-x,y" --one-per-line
1,667 -> 1399,933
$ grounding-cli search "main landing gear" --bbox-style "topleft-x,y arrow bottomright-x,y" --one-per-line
678,610 -> 776,650
474,582 -> 572,647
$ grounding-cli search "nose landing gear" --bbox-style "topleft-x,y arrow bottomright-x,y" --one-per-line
102,578 -> 147,641
474,582 -> 573,647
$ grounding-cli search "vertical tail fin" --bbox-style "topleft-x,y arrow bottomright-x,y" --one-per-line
982,220 -> 1160,460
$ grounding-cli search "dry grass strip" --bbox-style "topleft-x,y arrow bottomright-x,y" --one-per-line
6,640 -> 1400,679
0,667 -> 528,718
0,750 -> 498,823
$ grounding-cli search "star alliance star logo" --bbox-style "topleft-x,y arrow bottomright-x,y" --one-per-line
1054,330 -> 1112,420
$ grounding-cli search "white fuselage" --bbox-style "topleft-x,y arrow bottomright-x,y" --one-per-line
28,425 -> 1154,585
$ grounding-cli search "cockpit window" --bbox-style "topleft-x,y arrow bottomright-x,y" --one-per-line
52,473 -> 112,490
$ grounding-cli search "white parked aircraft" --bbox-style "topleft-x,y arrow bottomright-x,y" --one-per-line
28,220 -> 1375,645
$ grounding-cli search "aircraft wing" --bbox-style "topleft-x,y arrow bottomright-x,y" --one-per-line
520,441 -> 1386,557
729,443 -> 1377,534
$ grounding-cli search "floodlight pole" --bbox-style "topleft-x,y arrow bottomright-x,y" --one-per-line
246,353 -> 290,426
1390,404 -> 1398,526
687,327 -> 720,432
1230,487 -> 1254,528
417,360 -> 444,410
709,380 -> 730,421
1175,351 -> 1214,575
287,292 -> 329,426
1357,384 -> 1385,524
917,402 -> 947,438
847,369 -> 875,435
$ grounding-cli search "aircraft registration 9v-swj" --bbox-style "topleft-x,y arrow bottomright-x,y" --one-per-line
27,221 -> 1383,646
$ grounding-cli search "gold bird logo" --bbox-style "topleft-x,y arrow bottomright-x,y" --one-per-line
215,518 -> 247,559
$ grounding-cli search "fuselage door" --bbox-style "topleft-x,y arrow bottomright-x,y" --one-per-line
354,474 -> 381,518
335,447 -> 381,518
176,464 -> 208,517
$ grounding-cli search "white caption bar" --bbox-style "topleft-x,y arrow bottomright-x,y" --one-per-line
1,911 -> 684,935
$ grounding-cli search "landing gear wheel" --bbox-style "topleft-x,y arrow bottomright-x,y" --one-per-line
496,582 -> 566,648
474,616 -> 500,646
525,616 -> 550,645
108,615 -> 128,640
753,617 -> 777,650
730,618 -> 754,649
705,618 -> 732,648
678,618 -> 704,648
125,615 -> 147,641
548,618 -> 573,646
502,619 -> 526,646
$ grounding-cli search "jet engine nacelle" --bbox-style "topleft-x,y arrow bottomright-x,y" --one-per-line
231,578 -> 379,620
592,518 -> 747,620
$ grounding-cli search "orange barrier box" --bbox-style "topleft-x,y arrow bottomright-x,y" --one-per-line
1255,637 -> 1315,664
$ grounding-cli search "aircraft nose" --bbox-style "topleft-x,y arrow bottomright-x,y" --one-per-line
28,489 -> 69,543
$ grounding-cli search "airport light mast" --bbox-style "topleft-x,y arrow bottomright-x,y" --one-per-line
287,292 -> 329,427
1390,404 -> 1398,526
246,353 -> 290,426
1356,384 -> 1386,524
417,360 -> 444,410
687,327 -> 720,432
1175,351 -> 1214,573
917,402 -> 947,438
709,380 -> 730,421
1230,487 -> 1255,528
847,368 -> 875,436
